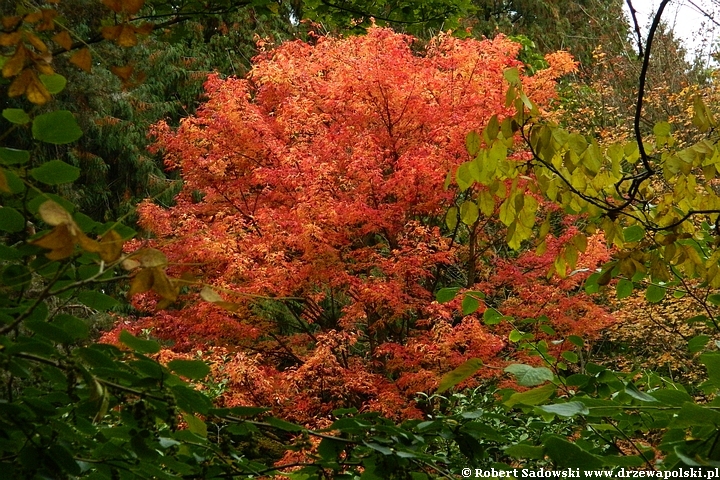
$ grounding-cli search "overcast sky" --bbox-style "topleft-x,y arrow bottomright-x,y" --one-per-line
624,0 -> 720,63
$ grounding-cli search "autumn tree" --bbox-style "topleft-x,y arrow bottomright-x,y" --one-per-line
114,27 -> 614,420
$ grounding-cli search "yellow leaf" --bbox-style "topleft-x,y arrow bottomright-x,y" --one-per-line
31,224 -> 75,260
25,32 -> 48,52
76,230 -> 102,255
101,25 -> 121,41
2,16 -> 22,30
0,168 -> 9,193
98,230 -> 123,263
37,9 -> 57,31
200,286 -> 223,303
128,268 -> 154,296
110,63 -> 134,82
116,25 -> 138,47
24,71 -> 52,104
151,267 -> 178,302
3,44 -> 27,78
23,12 -> 43,23
135,22 -> 153,35
69,48 -> 92,72
38,200 -> 74,226
52,31 -> 72,50
133,248 -> 168,268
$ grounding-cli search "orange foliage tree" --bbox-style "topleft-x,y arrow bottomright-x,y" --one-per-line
111,28 -> 611,421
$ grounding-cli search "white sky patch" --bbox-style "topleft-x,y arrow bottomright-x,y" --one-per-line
624,0 -> 720,64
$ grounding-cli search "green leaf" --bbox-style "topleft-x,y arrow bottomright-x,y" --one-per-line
0,147 -> 30,165
30,160 -> 80,185
171,385 -> 212,414
459,422 -> 506,442
32,110 -> 83,144
182,413 -> 208,438
25,319 -> 73,344
504,444 -> 545,459
168,360 -> 211,380
77,291 -> 119,311
653,121 -> 671,137
54,314 -> 89,341
700,353 -> 720,387
483,307 -> 503,325
437,358 -> 483,393
2,108 -> 30,125
435,287 -> 459,303
266,417 -> 304,432
459,200 -> 479,225
504,67 -> 520,85
669,402 -> 720,428
466,130 -> 481,156
39,73 -> 67,94
645,284 -> 666,303
504,383 -> 556,407
561,351 -> 579,363
0,207 -> 25,233
568,335 -> 584,348
544,436 -> 603,469
119,330 -> 160,354
688,335 -> 710,353
707,294 -> 720,306
461,295 -> 479,315
623,225 -> 645,243
624,383 -> 658,402
538,401 -> 589,417
616,278 -> 633,299
504,364 -> 554,387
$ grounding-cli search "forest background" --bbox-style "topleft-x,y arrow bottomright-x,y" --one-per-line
3,0 -> 720,478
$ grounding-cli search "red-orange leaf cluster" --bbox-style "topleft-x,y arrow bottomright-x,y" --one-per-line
109,28 -> 605,422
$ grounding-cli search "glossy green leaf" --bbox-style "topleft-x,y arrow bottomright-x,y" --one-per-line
30,160 -> 80,185
435,287 -> 459,303
168,360 -> 211,380
77,291 -> 119,311
0,147 -> 30,165
504,364 -> 554,387
645,284 -> 666,303
39,73 -> 67,94
616,278 -> 633,299
504,383 -> 556,407
119,330 -> 160,354
688,335 -> 710,353
461,294 -> 479,315
0,207 -> 25,233
624,383 -> 658,402
2,108 -> 30,125
483,307 -> 503,325
437,358 -> 483,393
623,225 -> 645,243
32,111 -> 83,145
538,401 -> 589,417
171,385 -> 212,414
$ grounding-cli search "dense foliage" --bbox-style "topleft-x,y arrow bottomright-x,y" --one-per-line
4,0 -> 720,478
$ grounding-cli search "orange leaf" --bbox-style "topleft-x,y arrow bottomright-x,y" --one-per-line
23,12 -> 42,24
0,32 -> 22,47
31,224 -> 75,260
25,32 -> 48,53
8,69 -> 32,98
111,63 -> 134,82
135,22 -> 153,35
2,16 -> 22,30
101,25 -> 121,41
3,44 -> 27,78
37,9 -> 57,31
101,0 -> 123,13
69,48 -> 91,72
76,230 -> 102,254
52,31 -> 72,50
117,25 -> 138,47
128,268 -> 155,296
123,0 -> 146,15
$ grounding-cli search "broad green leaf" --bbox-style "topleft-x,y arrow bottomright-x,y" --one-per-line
688,335 -> 710,353
700,352 -> 720,388
2,109 -> 30,125
0,207 -> 25,233
483,307 -> 503,325
168,360 -> 211,380
39,73 -> 67,94
461,295 -> 479,315
445,206 -> 458,230
561,351 -> 579,363
459,422 -> 506,442
538,401 -> 589,417
54,314 -> 89,341
30,160 -> 80,185
77,291 -> 119,311
0,147 -> 30,165
32,110 -> 83,144
437,358 -> 483,393
544,436 -> 603,469
466,130 -> 481,156
504,382 -> 556,407
504,67 -> 520,85
624,383 -> 658,402
504,364 -> 554,387
459,200 -> 479,225
435,287 -> 459,303
653,121 -> 671,137
25,319 -> 73,344
182,413 -> 208,438
645,284 -> 666,303
616,278 -> 633,299
171,385 -> 212,414
668,402 -> 720,428
119,330 -> 160,354
568,335 -> 584,348
504,444 -> 545,459
623,225 -> 645,243
266,417 -> 304,432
